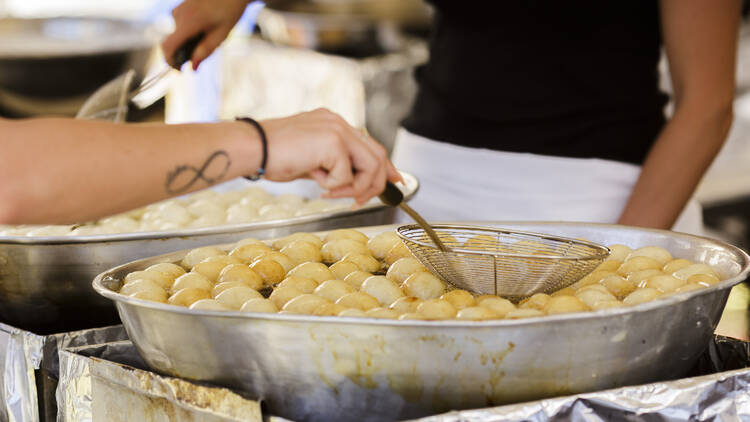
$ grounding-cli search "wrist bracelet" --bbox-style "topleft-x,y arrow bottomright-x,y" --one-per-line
236,117 -> 267,181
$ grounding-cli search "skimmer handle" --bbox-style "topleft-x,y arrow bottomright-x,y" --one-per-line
378,181 -> 404,207
171,33 -> 205,69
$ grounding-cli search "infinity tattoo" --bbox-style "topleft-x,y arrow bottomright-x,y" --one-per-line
165,150 -> 231,194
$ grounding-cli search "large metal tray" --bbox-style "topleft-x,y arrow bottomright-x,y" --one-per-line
0,174 -> 417,333
92,222 -> 750,422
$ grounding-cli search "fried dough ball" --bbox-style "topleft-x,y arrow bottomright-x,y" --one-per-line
617,256 -> 661,275
120,279 -> 165,296
644,274 -> 684,293
606,244 -> 632,262
367,231 -> 401,260
171,272 -> 212,294
590,300 -> 624,310
314,280 -> 356,302
342,252 -> 381,273
623,287 -> 662,306
192,256 -> 242,282
627,246 -> 672,266
384,242 -> 412,266
312,302 -> 348,316
463,234 -> 498,251
600,274 -> 637,299
329,261 -> 361,280
343,271 -> 374,289
386,257 -> 428,284
215,286 -> 263,310
235,237 -> 266,248
269,286 -> 304,308
229,244 -> 272,264
281,240 -> 322,266
283,294 -> 331,314
250,258 -> 286,286
675,283 -> 706,294
477,297 -> 516,317
627,269 -> 663,288
336,292 -> 380,311
360,276 -> 404,306
240,298 -> 279,313
687,273 -> 721,286
278,276 -> 319,294
551,287 -> 576,297
288,262 -> 334,283
576,284 -> 612,294
417,299 -> 457,320
324,229 -> 369,244
181,246 -> 226,269
595,260 -> 622,272
504,308 -> 544,319
128,289 -> 168,303
575,288 -> 616,308
256,251 -> 295,273
571,270 -> 615,290
212,281 -> 250,298
389,296 -> 423,313
189,299 -> 230,311
365,307 -> 400,319
398,313 -> 429,320
272,232 -> 323,250
519,293 -> 551,311
673,264 -> 720,281
456,306 -> 500,321
440,290 -> 476,310
168,288 -> 210,307
662,259 -> 693,274
124,270 -> 173,290
338,308 -> 368,318
402,272 -> 447,300
217,264 -> 263,290
544,296 -> 589,314
145,263 -> 186,280
321,239 -> 369,263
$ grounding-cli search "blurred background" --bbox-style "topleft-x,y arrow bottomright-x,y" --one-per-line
2,0 -> 750,247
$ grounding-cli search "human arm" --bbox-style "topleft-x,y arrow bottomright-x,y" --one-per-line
617,0 -> 740,230
0,108 -> 399,225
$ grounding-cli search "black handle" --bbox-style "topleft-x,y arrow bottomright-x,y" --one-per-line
379,181 -> 404,207
171,33 -> 205,69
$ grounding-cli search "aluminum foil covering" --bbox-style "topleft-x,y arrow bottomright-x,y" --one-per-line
57,341 -> 262,422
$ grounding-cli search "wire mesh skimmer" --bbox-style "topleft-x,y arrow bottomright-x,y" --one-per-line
397,224 -> 610,301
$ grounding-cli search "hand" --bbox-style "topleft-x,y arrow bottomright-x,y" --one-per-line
259,109 -> 403,206
162,0 -> 249,70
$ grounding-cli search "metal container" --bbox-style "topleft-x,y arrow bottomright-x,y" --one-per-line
92,222 -> 750,422
0,174 -> 417,333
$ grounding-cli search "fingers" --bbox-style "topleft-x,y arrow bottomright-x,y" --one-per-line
191,26 -> 232,70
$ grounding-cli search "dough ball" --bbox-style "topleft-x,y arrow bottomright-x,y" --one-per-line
386,257 -> 428,284
504,309 -> 544,319
627,246 -> 672,266
617,256 -> 661,276
226,203 -> 259,224
477,297 -> 516,317
463,234 -> 499,251
258,203 -> 294,220
283,294 -> 330,314
335,292 -> 380,311
607,244 -> 633,262
229,244 -> 273,264
124,270 -> 173,290
168,288 -> 210,307
272,232 -> 323,250
343,271 -> 373,289
288,262 -> 334,283
576,284 -> 611,294
360,276 -> 404,306
686,273 -> 721,286
156,201 -> 192,226
128,289 -> 168,303
384,242 -> 412,266
518,293 -> 551,311
675,283 -> 706,294
367,231 -> 402,260
673,264 -> 720,281
145,263 -> 186,280
329,260 -> 361,280
644,274 -> 684,293
417,299 -> 457,320
456,306 -> 500,321
181,246 -> 225,269
269,286 -> 304,308
250,258 -> 286,286
240,186 -> 273,204
192,256 -> 241,282
240,298 -> 279,313
342,252 -> 381,273
402,272 -> 447,300
297,198 -> 337,215
440,290 -> 476,310
217,264 -> 263,290
398,313 -> 429,320
324,229 -> 369,244
212,281 -> 251,298
187,199 -> 225,220
314,280 -> 356,302
389,296 -> 424,313
626,269 -> 664,288
189,299 -> 230,311
590,300 -> 624,310
281,241 -> 322,266
571,270 -> 615,290
662,258 -> 694,274
171,272 -> 212,294
321,239 -> 369,264
365,307 -> 400,319
258,251 -> 295,273
575,288 -> 616,308
338,308 -> 368,318
312,302 -> 348,316
278,276 -> 319,294
274,193 -> 305,209
600,274 -> 637,299
623,287 -> 662,306
235,238 -> 266,248
215,286 -> 263,310
120,279 -> 165,296
595,260 -> 622,272
551,287 -> 576,297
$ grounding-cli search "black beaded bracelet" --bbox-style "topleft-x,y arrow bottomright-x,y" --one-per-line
236,117 -> 267,181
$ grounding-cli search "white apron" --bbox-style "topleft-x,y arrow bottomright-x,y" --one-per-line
391,129 -> 704,235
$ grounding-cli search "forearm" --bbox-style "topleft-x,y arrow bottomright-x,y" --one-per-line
0,118 -> 260,224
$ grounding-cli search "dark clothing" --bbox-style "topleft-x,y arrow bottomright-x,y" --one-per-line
403,1 -> 668,165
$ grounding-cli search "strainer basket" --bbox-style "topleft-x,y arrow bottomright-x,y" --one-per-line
397,224 -> 610,300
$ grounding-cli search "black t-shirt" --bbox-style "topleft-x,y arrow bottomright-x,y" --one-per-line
402,1 -> 669,165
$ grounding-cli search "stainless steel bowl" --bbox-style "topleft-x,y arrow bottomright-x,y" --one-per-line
0,174 -> 417,333
93,222 -> 750,422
